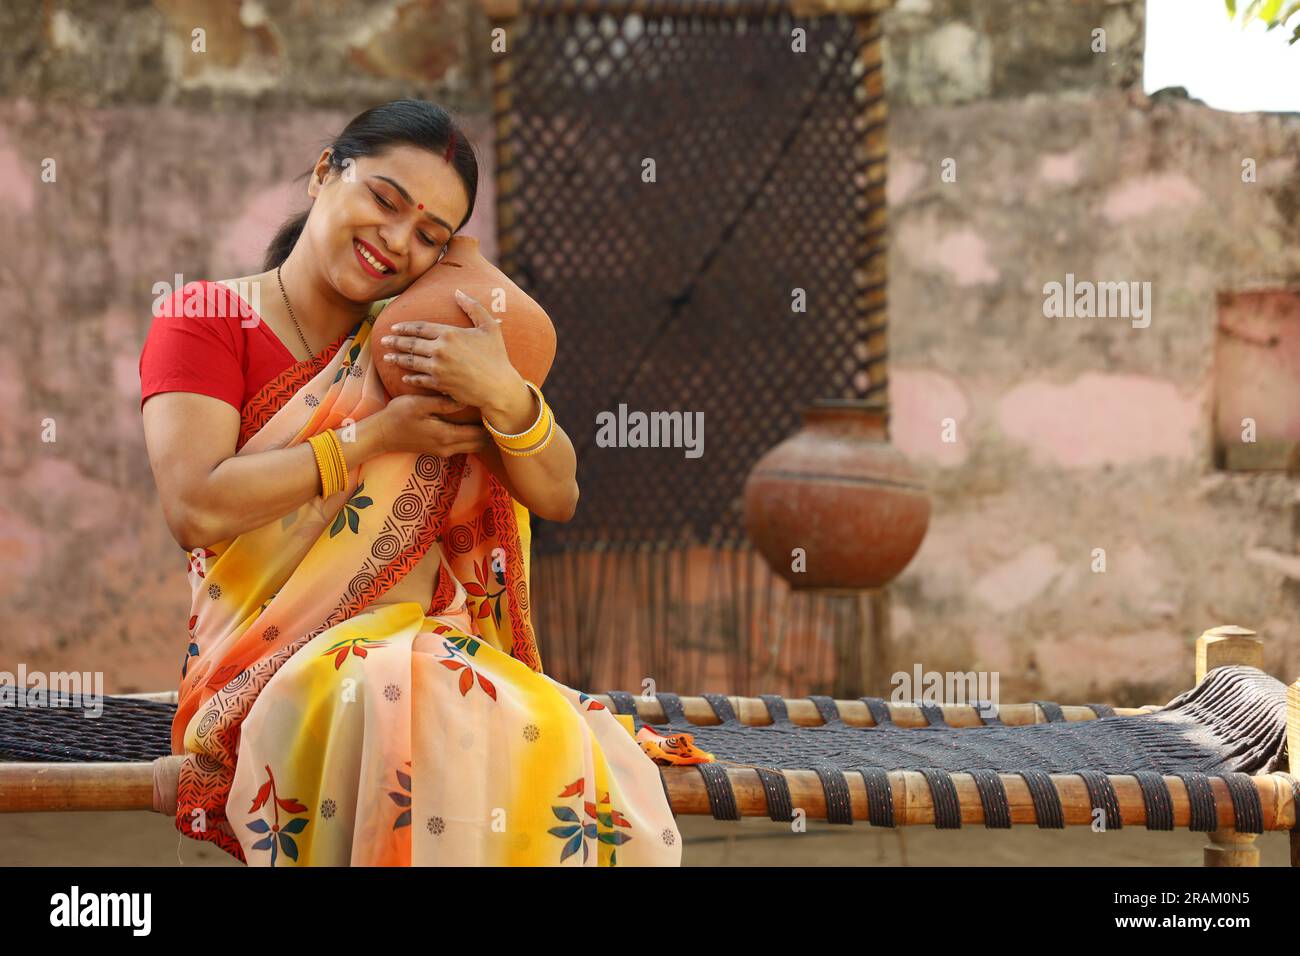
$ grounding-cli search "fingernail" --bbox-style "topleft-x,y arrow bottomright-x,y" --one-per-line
455,289 -> 468,301
383,353 -> 395,361
380,335 -> 394,344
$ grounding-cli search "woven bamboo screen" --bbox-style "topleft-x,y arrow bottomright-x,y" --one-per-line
484,0 -> 891,695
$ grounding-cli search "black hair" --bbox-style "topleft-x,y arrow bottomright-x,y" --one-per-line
262,99 -> 479,271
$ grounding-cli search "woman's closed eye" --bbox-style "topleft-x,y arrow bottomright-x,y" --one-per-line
370,189 -> 445,247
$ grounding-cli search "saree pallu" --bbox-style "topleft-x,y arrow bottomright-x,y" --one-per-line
172,298 -> 682,866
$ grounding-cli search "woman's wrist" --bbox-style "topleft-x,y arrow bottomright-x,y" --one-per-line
481,374 -> 538,435
347,415 -> 390,462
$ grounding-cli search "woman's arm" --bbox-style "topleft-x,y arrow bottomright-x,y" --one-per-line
381,289 -> 580,523
141,391 -> 488,551
475,377 -> 580,522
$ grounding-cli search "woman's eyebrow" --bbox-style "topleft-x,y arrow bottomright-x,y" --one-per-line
370,175 -> 454,234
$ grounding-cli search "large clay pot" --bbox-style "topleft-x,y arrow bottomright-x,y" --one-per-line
742,400 -> 930,590
372,235 -> 557,424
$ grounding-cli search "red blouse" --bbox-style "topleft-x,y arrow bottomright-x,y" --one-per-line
139,280 -> 297,413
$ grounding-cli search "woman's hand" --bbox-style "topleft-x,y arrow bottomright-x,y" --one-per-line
375,393 -> 493,457
378,289 -> 522,412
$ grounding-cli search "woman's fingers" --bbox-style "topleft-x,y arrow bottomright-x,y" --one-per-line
434,423 -> 491,455
383,322 -> 445,349
405,394 -> 467,415
454,290 -> 501,331
402,372 -> 444,391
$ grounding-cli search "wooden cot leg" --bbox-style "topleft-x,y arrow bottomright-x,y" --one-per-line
1203,829 -> 1259,867
1195,625 -> 1261,683
1196,626 -> 1265,866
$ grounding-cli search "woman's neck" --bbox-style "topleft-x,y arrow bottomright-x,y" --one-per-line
266,245 -> 373,355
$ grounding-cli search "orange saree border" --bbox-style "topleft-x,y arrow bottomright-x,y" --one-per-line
236,328 -> 353,451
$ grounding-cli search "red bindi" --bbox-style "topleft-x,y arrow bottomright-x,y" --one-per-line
417,203 -> 424,210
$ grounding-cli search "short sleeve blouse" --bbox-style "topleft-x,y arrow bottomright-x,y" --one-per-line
139,280 -> 297,412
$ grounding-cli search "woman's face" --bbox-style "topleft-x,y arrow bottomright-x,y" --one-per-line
304,143 -> 471,301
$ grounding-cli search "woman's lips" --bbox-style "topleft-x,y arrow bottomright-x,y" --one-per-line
353,239 -> 393,279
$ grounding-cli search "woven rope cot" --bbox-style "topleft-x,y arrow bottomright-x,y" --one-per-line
2,626 -> 1298,866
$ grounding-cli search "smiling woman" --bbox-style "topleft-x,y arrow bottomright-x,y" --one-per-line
137,99 -> 680,867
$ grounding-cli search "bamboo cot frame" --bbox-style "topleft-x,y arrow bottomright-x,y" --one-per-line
1,626 -> 1297,866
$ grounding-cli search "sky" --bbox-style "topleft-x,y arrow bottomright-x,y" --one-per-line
1144,0 -> 1300,112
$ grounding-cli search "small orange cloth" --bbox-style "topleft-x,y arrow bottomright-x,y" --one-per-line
634,723 -> 715,765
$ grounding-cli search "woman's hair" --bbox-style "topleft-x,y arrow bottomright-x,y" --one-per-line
262,99 -> 479,271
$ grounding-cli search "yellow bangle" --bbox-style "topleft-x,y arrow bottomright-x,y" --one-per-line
483,381 -> 549,451
326,427 -> 348,491
499,411 -> 556,457
308,429 -> 347,497
308,434 -> 334,497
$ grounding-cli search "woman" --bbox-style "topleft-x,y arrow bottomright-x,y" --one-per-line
139,100 -> 682,866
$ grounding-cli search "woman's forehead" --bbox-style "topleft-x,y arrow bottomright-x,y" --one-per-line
356,147 -> 465,218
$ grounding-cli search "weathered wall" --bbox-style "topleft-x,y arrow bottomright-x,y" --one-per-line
882,0 -> 1300,702
0,0 -> 499,693
0,0 -> 1296,702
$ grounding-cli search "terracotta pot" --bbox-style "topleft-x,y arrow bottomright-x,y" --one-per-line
742,400 -> 930,590
372,235 -> 557,424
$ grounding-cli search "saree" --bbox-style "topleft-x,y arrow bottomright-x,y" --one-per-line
171,296 -> 682,866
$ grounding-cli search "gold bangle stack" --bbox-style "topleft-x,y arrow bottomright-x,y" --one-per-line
483,380 -> 556,458
307,428 -> 348,497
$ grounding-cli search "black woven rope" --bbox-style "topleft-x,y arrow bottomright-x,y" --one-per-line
627,667 -> 1288,780
860,697 -> 892,726
806,695 -> 842,725
967,770 -> 1013,832
919,767 -> 962,829
1077,769 -> 1123,831
1223,771 -> 1263,834
1132,771 -> 1175,831
759,693 -> 793,727
701,692 -> 738,724
969,768 -> 1012,828
1019,769 -> 1065,829
696,763 -> 740,820
754,766 -> 795,823
970,702 -> 1003,726
859,767 -> 895,827
604,690 -> 641,733
1034,700 -> 1067,723
653,692 -> 688,729
0,692 -> 175,763
1174,772 -> 1219,832
1087,703 -> 1116,719
917,702 -> 948,727
814,765 -> 854,824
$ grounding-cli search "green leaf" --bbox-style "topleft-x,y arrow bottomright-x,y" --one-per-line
347,507 -> 360,534
1262,0 -> 1284,21
1226,0 -> 1237,17
330,510 -> 346,537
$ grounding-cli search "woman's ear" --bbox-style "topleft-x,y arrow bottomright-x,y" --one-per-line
307,148 -> 334,199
